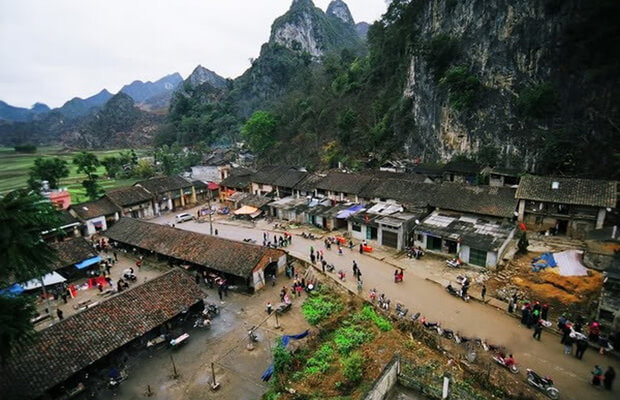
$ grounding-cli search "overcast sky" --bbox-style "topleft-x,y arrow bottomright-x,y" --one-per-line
0,0 -> 387,108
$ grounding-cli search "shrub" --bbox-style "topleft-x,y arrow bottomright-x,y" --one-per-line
425,34 -> 460,81
342,352 -> 365,384
301,291 -> 343,325
333,326 -> 373,354
355,305 -> 393,331
517,82 -> 558,118
273,342 -> 292,375
440,65 -> 481,111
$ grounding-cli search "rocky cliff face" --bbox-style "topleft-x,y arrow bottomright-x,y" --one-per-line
270,0 -> 363,59
401,0 -> 619,174
185,65 -> 227,90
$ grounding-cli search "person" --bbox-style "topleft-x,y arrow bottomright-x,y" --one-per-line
321,260 -> 326,273
592,365 -> 603,387
359,243 -> 363,254
296,283 -> 302,297
564,334 -> 573,355
97,282 -> 103,293
561,323 -> 572,344
508,298 -> 514,313
533,319 -> 543,340
357,279 -> 363,294
310,253 -> 316,264
574,336 -> 587,359
61,292 -> 68,304
280,287 -> 286,302
481,284 -> 486,301
215,229 -> 218,236
504,354 -> 515,367
338,245 -> 343,255
113,251 -> 118,262
56,308 -> 64,320
266,302 -> 272,314
541,304 -> 549,321
352,261 -> 358,278
217,285 -> 223,301
223,283 -> 228,297
589,321 -> 600,343
558,314 -> 567,332
604,366 -> 615,391
349,240 -> 354,250
369,288 -> 377,302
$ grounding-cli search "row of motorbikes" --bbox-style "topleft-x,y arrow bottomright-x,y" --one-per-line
301,232 -> 318,240
376,301 -> 560,399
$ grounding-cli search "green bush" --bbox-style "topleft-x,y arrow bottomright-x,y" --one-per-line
334,326 -> 374,354
355,305 -> 393,331
517,82 -> 558,118
301,291 -> 343,325
273,342 -> 292,375
342,352 -> 365,384
440,65 -> 481,111
425,34 -> 460,81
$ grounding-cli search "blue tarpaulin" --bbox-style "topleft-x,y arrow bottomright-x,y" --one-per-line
0,283 -> 25,297
336,205 -> 364,219
75,256 -> 102,270
261,330 -> 310,381
531,252 -> 557,272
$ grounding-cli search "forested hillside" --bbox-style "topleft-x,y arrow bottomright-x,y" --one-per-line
161,0 -> 620,179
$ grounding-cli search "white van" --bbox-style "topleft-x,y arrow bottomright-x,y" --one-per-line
175,213 -> 194,223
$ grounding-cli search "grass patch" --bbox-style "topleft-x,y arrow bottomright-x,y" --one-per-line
353,305 -> 393,332
301,288 -> 343,325
294,343 -> 336,380
333,325 -> 373,355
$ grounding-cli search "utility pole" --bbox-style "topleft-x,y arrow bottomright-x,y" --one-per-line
207,192 -> 214,235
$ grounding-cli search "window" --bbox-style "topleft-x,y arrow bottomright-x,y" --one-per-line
352,223 -> 362,232
469,248 -> 487,267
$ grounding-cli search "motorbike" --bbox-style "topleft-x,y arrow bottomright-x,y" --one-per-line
395,302 -> 408,318
248,327 -> 259,342
526,369 -> 560,399
326,263 -> 335,273
422,319 -> 441,333
193,317 -> 211,329
301,232 -> 317,240
243,238 -> 256,243
446,258 -> 463,268
438,327 -> 454,340
276,302 -> 292,314
411,312 -> 421,323
108,370 -> 128,389
446,284 -> 470,302
203,303 -> 219,319
492,353 -> 519,374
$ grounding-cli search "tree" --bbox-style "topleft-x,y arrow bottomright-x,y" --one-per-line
134,159 -> 156,178
101,156 -> 122,179
27,157 -> 70,190
73,152 -> 102,200
0,191 -> 61,363
241,111 -> 277,156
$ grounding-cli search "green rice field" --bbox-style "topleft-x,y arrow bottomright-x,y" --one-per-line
0,146 -> 149,203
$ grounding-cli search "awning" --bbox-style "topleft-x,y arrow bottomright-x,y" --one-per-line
234,205 -> 258,215
21,271 -> 67,291
336,204 -> 365,219
75,256 -> 102,270
207,182 -> 220,190
0,283 -> 25,297
250,210 -> 263,219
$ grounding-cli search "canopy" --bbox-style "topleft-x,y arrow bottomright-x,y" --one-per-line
207,182 -> 220,190
0,283 -> 25,297
554,250 -> 588,277
21,271 -> 67,291
336,204 -> 365,219
234,205 -> 258,215
75,256 -> 102,270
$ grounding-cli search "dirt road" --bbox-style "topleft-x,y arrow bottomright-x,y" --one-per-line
153,210 -> 619,400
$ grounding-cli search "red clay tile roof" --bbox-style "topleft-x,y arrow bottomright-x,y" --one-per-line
105,218 -> 285,278
0,269 -> 203,398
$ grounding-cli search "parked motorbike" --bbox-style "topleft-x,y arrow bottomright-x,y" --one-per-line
395,302 -> 408,318
326,263 -> 335,273
301,232 -> 317,240
276,302 -> 292,314
446,283 -> 470,302
193,317 -> 211,329
108,369 -> 127,389
439,327 -> 454,340
526,369 -> 560,399
410,312 -> 421,323
446,258 -> 463,268
492,353 -> 519,374
203,303 -> 219,319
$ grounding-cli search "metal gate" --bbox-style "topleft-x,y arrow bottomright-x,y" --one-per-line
382,231 -> 398,248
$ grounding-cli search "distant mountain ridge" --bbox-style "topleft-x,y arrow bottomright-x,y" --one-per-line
0,101 -> 50,122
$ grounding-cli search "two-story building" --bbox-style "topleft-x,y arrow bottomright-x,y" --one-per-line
515,176 -> 617,238
250,166 -> 307,198
134,176 -> 196,213
105,186 -> 155,219
314,171 -> 373,203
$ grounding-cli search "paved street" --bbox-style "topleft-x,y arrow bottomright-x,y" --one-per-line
151,207 -> 619,400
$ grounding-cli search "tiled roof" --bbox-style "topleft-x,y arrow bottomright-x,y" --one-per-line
0,269 -> 203,398
58,210 -> 80,227
49,237 -> 98,270
105,186 -> 153,207
70,197 -> 120,220
360,170 -> 428,182
105,218 -> 285,278
359,180 -> 436,206
433,183 -> 517,218
252,166 -> 307,188
515,175 -> 617,208
220,167 -> 255,190
135,175 -> 193,195
293,172 -> 325,192
443,160 -> 481,175
315,171 -> 373,194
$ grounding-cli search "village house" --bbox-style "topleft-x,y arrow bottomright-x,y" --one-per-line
69,197 -> 120,236
292,172 -> 325,198
105,218 -> 287,291
250,165 -> 307,198
515,175 -> 617,238
49,237 -> 100,278
413,184 -> 518,268
379,160 -> 408,173
134,175 -> 196,213
0,269 -> 203,400
482,167 -> 522,187
442,159 -> 481,184
268,196 -> 310,223
314,171 -> 373,203
42,210 -> 82,242
218,167 -> 255,201
346,202 -> 419,250
105,186 -> 155,219
190,148 -> 235,183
